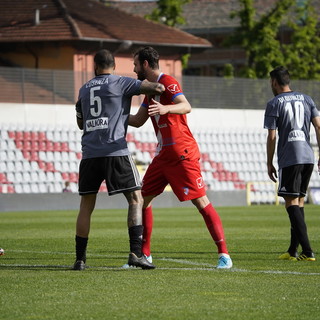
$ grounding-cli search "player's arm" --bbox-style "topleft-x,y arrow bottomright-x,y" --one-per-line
311,116 -> 320,171
148,94 -> 191,117
75,100 -> 83,130
266,129 -> 277,182
129,106 -> 149,128
140,80 -> 165,95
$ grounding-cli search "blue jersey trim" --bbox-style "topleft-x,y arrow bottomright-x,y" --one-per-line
172,92 -> 183,101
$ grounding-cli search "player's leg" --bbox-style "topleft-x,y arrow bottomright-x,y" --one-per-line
168,160 -> 232,268
123,190 -> 155,269
124,189 -> 143,255
107,155 -> 154,269
192,195 -> 229,254
140,159 -> 167,260
284,196 -> 313,257
280,165 -> 315,261
73,158 -> 103,270
294,164 -> 315,261
283,196 -> 304,258
74,194 -> 96,270
192,195 -> 232,268
141,196 -> 156,259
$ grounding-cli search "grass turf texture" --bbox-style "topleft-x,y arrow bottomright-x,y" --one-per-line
0,205 -> 319,320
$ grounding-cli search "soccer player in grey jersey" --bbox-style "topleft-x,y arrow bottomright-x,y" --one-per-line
264,66 -> 320,262
73,49 -> 164,270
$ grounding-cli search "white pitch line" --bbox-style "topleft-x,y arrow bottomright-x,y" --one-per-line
0,263 -> 319,275
1,250 -> 319,276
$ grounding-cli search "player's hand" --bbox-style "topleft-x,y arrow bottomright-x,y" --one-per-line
267,164 -> 277,183
148,99 -> 169,116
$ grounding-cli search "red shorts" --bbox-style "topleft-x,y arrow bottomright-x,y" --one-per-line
141,157 -> 206,201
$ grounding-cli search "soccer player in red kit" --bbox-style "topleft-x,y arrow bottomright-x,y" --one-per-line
129,46 -> 232,268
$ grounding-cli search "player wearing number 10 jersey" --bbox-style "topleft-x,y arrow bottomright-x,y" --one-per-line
264,66 -> 320,262
129,46 -> 232,269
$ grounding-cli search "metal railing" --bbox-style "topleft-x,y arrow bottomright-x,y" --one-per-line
1,66 -> 320,109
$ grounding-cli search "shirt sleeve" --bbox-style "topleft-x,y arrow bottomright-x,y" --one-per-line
121,77 -> 142,96
75,99 -> 82,119
264,101 -> 278,129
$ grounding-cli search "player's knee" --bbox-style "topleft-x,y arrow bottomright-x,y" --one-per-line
125,190 -> 143,206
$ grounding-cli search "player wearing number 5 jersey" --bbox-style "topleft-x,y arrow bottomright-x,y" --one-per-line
129,46 -> 232,269
73,49 -> 164,270
264,66 -> 320,262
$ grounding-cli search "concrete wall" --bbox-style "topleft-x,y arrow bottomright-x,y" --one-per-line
0,103 -> 264,130
0,190 -> 246,212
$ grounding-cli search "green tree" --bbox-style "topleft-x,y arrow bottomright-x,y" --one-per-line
228,0 -> 294,78
283,1 -> 320,80
145,0 -> 191,27
145,0 -> 192,68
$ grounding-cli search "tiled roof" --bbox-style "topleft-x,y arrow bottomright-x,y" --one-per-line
0,0 -> 211,49
108,0 -> 320,31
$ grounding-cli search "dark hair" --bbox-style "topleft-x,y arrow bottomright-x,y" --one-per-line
134,46 -> 159,69
94,49 -> 115,69
269,66 -> 290,86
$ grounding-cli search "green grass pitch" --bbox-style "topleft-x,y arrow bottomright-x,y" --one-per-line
0,205 -> 319,320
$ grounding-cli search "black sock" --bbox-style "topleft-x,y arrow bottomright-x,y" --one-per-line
128,225 -> 143,257
288,207 -> 306,255
288,227 -> 299,256
286,205 -> 312,256
75,235 -> 88,262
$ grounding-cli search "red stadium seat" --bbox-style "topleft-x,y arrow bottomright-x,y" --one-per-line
30,151 -> 39,161
46,141 -> 54,152
61,142 -> 69,152
37,160 -> 46,170
8,131 -> 15,139
15,131 -> 23,141
46,162 -> 55,172
126,132 -> 135,142
31,131 -> 39,141
39,141 -> 47,151
7,185 -> 15,193
53,142 -> 61,152
15,140 -> 23,149
23,131 -> 31,141
61,172 -> 70,180
0,173 -> 8,184
38,132 -> 46,141
31,140 -> 39,151
69,172 -> 78,182
23,140 -> 32,151
99,182 -> 107,192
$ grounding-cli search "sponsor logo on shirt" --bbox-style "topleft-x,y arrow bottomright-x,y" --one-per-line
288,130 -> 305,142
167,84 -> 180,94
86,117 -> 109,132
196,177 -> 204,189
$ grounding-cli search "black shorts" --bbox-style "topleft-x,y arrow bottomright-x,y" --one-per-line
78,155 -> 141,196
278,164 -> 314,198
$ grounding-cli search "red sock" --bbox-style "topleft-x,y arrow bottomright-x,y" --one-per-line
142,206 -> 153,256
199,203 -> 229,254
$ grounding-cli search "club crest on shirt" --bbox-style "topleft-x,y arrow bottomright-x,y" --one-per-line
167,84 -> 180,94
183,187 -> 189,195
196,177 -> 204,189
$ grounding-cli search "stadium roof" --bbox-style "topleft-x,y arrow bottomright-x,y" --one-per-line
0,0 -> 212,55
107,0 -> 320,33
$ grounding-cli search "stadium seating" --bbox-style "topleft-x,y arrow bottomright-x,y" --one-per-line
0,124 -> 319,204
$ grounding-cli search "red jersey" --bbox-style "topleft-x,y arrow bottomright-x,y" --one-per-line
142,73 -> 200,162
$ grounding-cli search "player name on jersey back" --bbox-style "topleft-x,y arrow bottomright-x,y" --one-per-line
86,117 -> 109,131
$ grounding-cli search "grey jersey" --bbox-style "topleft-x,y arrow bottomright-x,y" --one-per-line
76,74 -> 142,159
264,91 -> 319,169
